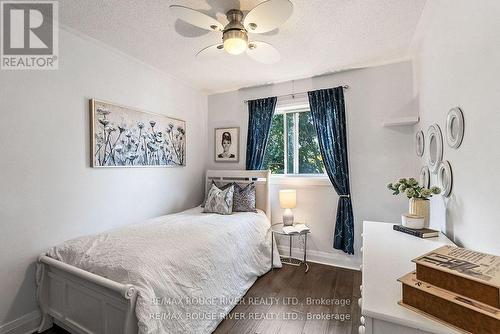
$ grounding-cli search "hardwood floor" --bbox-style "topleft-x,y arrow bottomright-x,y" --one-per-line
40,263 -> 361,334
38,327 -> 69,334
214,263 -> 362,334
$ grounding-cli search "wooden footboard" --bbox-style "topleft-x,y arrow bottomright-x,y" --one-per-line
36,255 -> 139,334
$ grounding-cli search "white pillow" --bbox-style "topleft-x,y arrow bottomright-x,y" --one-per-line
203,184 -> 234,215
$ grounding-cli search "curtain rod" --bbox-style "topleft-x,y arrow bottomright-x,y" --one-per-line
243,85 -> 350,103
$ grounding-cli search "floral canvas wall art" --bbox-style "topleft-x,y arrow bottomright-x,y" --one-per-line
91,99 -> 186,167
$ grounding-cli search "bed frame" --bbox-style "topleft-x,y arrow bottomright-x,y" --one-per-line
36,170 -> 271,334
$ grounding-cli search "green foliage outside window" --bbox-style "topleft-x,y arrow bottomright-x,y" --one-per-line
262,114 -> 284,173
263,111 -> 324,174
286,113 -> 294,173
298,112 -> 324,174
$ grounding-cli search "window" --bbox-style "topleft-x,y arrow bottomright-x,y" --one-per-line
263,103 -> 325,175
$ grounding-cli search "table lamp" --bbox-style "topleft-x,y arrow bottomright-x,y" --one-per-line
279,189 -> 296,226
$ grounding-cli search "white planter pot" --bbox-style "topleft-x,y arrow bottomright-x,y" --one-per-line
402,214 -> 425,229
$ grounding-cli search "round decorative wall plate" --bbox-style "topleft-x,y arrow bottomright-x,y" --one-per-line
437,160 -> 453,197
427,123 -> 443,173
446,107 -> 464,149
419,166 -> 430,188
415,130 -> 425,157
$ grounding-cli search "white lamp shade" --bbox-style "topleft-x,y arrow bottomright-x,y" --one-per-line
279,189 -> 296,209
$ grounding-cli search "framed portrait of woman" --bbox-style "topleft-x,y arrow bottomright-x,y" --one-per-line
214,127 -> 239,163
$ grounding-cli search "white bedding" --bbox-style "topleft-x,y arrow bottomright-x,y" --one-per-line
47,206 -> 281,334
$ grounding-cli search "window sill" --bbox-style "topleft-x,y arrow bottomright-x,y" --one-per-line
269,175 -> 332,187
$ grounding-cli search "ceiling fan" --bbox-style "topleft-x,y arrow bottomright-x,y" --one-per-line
170,0 -> 293,64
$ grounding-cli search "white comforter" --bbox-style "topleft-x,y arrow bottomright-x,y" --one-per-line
47,207 -> 281,334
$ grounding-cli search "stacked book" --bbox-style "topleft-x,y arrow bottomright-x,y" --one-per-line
398,245 -> 500,333
393,224 -> 439,238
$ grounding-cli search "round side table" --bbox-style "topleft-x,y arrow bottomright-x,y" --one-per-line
271,223 -> 310,272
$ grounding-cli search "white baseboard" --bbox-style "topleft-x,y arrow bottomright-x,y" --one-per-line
277,245 -> 361,271
0,311 -> 41,334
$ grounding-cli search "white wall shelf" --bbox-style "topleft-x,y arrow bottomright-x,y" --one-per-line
382,116 -> 420,127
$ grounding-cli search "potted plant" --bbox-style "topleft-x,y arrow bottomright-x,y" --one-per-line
387,178 -> 441,227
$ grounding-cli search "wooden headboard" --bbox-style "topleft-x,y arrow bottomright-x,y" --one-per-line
205,170 -> 271,220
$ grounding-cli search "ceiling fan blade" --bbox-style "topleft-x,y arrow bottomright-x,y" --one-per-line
247,41 -> 280,64
196,44 -> 225,60
244,0 -> 293,33
170,5 -> 223,31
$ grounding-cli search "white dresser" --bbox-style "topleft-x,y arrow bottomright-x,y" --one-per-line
359,221 -> 461,334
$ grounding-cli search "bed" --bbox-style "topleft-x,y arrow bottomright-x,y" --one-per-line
36,170 -> 280,334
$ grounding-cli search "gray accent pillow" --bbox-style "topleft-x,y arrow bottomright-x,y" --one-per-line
201,181 -> 233,207
233,182 -> 257,212
203,183 -> 234,215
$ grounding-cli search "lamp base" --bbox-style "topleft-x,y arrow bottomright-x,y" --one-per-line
283,208 -> 294,226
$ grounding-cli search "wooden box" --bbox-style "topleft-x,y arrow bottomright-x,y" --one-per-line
413,245 -> 500,308
398,272 -> 500,334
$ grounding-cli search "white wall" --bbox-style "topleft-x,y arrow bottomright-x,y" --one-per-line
411,1 -> 500,254
207,61 -> 416,268
0,28 -> 208,327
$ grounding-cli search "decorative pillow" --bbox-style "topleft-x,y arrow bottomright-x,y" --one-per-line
201,181 -> 233,207
233,182 -> 257,212
203,184 -> 234,215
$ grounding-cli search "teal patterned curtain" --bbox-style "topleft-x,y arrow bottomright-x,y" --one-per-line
246,97 -> 277,170
308,87 -> 354,254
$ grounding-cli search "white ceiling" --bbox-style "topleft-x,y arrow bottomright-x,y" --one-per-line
59,0 -> 426,94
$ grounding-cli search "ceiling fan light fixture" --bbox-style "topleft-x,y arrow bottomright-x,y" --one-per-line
223,30 -> 248,55
171,1 -> 293,63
